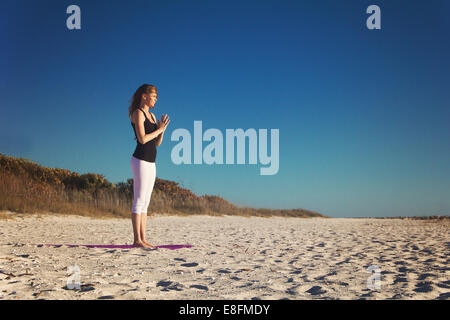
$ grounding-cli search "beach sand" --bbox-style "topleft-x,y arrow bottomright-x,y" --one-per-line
0,213 -> 448,300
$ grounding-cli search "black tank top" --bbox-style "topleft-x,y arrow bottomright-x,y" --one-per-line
131,108 -> 157,163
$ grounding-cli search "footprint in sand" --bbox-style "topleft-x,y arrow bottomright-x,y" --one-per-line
174,258 -> 186,262
218,269 -> 232,274
306,286 -> 327,295
180,262 -> 198,267
417,273 -> 436,281
413,281 -> 434,293
436,292 -> 450,300
290,268 -> 302,275
393,276 -> 408,284
190,284 -> 208,291
436,280 -> 450,289
157,280 -> 184,291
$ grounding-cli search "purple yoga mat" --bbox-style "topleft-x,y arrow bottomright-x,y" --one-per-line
37,244 -> 192,250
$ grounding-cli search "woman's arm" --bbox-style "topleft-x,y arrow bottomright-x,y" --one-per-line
134,110 -> 164,144
156,130 -> 164,147
155,113 -> 170,147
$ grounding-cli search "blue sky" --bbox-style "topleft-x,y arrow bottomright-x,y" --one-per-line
1,0 -> 449,217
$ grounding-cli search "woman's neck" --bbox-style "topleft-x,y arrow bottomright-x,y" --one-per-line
139,104 -> 150,112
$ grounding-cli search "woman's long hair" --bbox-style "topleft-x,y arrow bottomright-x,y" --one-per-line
128,84 -> 158,119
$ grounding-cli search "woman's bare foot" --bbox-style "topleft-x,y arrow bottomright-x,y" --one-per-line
133,241 -> 145,248
142,240 -> 156,248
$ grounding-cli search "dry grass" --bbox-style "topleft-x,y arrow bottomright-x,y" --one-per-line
0,152 -> 327,219
0,211 -> 9,220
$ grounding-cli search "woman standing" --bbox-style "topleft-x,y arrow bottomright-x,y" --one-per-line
128,84 -> 170,248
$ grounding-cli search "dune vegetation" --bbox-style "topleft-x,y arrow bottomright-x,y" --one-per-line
0,152 -> 327,219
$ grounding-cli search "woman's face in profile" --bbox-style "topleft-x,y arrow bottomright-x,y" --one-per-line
144,92 -> 158,107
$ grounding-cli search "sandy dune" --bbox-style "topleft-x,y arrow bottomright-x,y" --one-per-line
0,213 -> 448,300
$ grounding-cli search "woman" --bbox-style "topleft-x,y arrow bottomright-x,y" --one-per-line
128,84 -> 170,248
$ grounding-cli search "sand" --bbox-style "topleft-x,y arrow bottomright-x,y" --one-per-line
0,213 -> 448,300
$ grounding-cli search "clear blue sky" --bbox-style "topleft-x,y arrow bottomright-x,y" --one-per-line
1,0 -> 449,217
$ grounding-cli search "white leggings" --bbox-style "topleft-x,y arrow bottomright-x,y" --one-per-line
130,156 -> 156,214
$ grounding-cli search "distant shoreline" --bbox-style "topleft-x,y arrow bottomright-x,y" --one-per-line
350,215 -> 449,220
